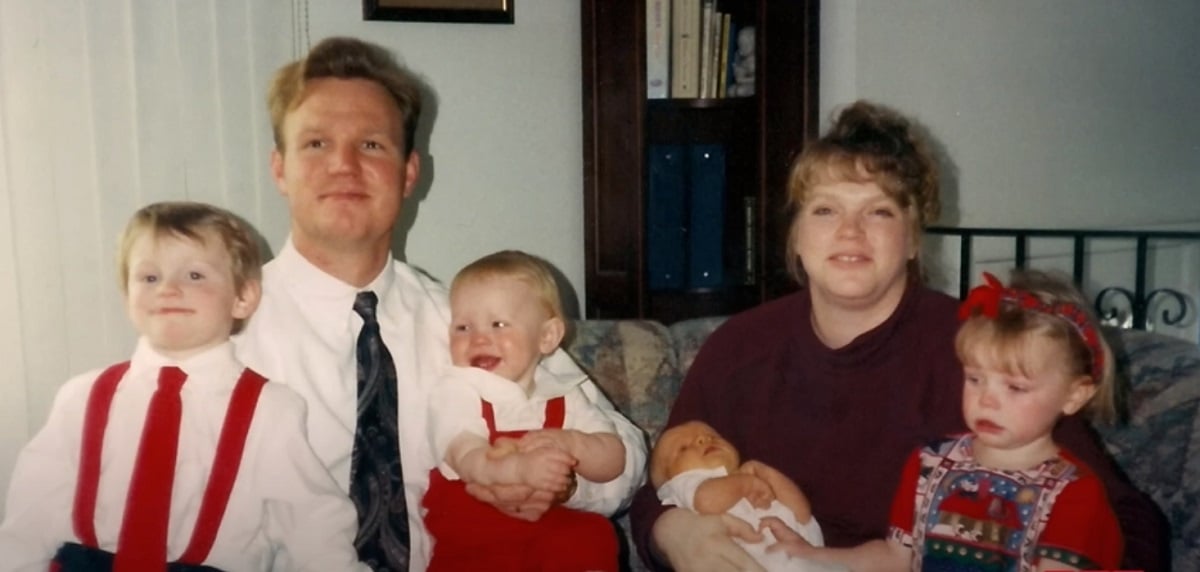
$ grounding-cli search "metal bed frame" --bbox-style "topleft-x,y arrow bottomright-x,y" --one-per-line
926,226 -> 1200,331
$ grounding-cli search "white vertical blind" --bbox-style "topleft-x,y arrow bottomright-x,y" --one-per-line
0,0 -> 299,509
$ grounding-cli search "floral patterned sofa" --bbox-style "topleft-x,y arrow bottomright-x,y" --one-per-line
565,318 -> 1200,572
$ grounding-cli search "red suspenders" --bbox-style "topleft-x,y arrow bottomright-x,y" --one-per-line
480,395 -> 567,441
72,363 -> 267,565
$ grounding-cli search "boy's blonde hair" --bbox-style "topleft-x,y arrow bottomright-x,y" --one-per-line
451,250 -> 564,322
118,201 -> 263,334
267,36 -> 423,155
956,269 -> 1117,424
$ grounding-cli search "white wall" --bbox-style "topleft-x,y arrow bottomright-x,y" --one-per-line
823,0 -> 1200,228
822,0 -> 1200,337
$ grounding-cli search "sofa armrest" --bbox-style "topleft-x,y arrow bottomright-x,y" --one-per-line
1097,329 -> 1200,569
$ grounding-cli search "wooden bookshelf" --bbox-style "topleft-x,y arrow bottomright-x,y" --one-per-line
581,0 -> 819,323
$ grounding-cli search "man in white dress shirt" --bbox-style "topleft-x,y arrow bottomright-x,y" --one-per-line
234,37 -> 648,570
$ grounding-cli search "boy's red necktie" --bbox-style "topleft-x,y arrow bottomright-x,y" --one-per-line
113,365 -> 187,571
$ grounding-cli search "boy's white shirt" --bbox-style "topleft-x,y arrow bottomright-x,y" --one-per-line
428,358 -> 626,513
0,339 -> 367,572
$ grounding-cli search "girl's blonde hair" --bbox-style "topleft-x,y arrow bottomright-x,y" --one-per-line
955,269 -> 1117,424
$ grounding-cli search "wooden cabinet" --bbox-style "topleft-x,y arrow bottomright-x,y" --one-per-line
581,0 -> 820,323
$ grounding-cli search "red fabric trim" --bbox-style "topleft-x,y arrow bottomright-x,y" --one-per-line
482,400 -> 497,437
178,369 -> 267,564
543,397 -> 565,429
481,396 -> 568,441
72,362 -> 131,549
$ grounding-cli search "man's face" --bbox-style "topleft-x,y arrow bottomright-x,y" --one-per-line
271,78 -> 418,257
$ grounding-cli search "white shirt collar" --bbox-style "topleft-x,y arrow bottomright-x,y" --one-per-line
128,338 -> 244,394
447,350 -> 589,402
274,236 -> 398,332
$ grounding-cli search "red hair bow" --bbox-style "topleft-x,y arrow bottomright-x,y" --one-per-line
958,272 -> 1105,380
958,272 -> 1006,321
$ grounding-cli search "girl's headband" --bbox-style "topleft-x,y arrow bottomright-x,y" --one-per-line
958,272 -> 1104,381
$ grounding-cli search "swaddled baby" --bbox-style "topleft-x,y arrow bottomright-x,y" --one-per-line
650,421 -> 846,572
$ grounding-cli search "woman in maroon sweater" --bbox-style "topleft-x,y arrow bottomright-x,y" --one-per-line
628,100 -> 1167,572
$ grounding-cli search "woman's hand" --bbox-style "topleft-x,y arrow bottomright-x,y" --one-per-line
652,507 -> 765,572
760,516 -> 816,558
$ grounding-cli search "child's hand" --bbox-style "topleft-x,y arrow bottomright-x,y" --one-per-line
742,475 -> 776,509
737,459 -> 773,477
516,428 -> 573,453
760,516 -> 815,558
516,446 -> 577,492
487,437 -> 521,459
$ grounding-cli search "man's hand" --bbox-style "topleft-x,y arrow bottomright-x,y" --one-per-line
652,507 -> 765,572
465,482 -> 556,522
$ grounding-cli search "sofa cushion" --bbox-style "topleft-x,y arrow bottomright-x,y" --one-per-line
1098,329 -> 1200,570
568,320 -> 681,442
668,316 -> 729,375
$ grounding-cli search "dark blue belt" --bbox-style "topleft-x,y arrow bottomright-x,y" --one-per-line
52,543 -> 226,572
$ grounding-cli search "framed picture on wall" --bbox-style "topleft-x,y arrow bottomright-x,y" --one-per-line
363,0 -> 514,24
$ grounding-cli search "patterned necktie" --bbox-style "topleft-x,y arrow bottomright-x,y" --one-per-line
114,365 -> 187,571
351,291 -> 410,571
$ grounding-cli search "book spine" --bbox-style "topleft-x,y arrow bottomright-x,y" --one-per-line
647,145 -> 688,291
670,0 -> 700,98
743,196 -> 757,285
724,19 -> 739,97
646,0 -> 670,99
697,0 -> 714,99
688,144 -> 726,289
717,13 -> 731,98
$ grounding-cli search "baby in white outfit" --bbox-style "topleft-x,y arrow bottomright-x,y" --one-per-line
651,421 -> 846,572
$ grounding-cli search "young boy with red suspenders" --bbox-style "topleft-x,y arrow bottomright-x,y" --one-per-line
0,202 -> 368,571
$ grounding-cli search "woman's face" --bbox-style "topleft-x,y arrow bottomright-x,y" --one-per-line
792,179 -> 917,313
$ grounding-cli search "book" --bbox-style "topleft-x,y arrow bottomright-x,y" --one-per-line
743,196 -> 757,285
670,0 -> 700,98
687,144 -> 726,289
717,13 -> 731,99
697,0 -> 715,99
647,145 -> 688,291
724,19 -> 739,97
646,0 -> 670,99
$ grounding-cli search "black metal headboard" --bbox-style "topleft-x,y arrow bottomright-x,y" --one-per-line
926,226 -> 1200,332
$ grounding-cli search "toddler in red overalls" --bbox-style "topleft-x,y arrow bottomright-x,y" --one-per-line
422,250 -> 627,572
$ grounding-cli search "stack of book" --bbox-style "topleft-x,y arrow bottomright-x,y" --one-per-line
647,0 -> 740,100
